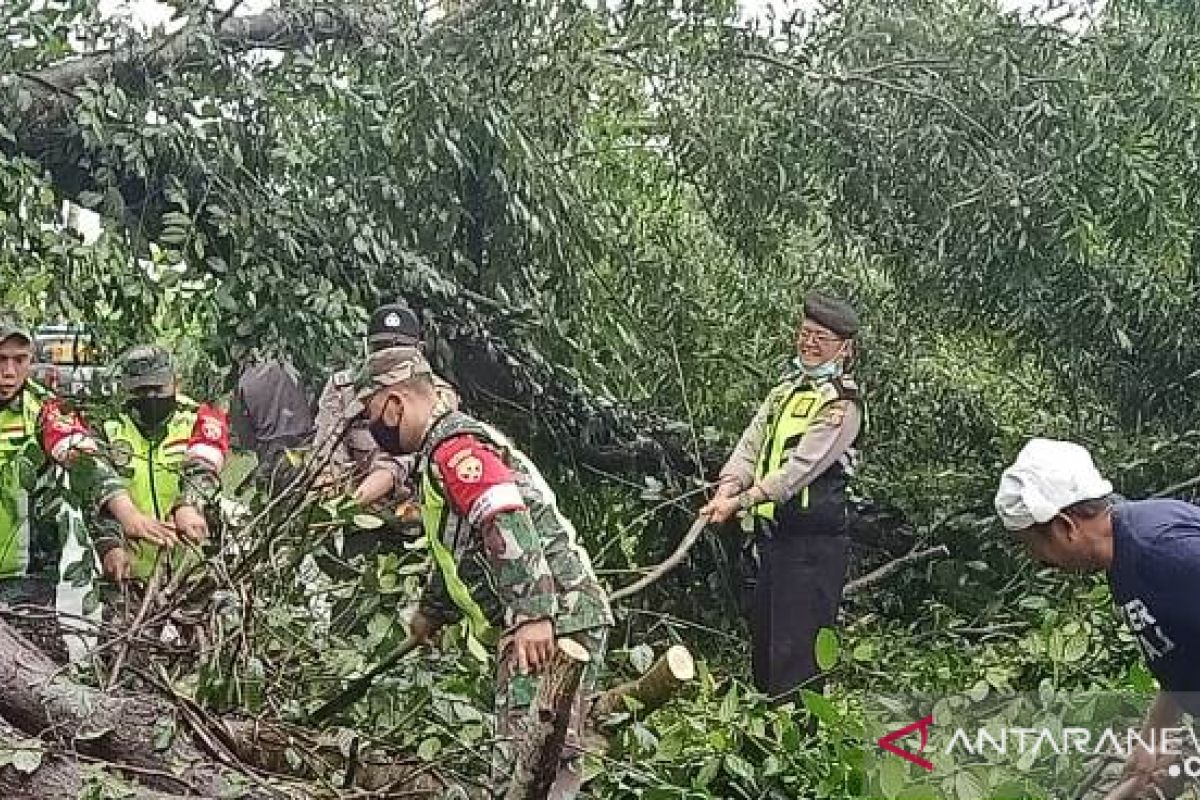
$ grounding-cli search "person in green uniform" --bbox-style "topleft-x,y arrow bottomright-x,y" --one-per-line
92,345 -> 230,583
0,314 -> 165,652
351,346 -> 612,799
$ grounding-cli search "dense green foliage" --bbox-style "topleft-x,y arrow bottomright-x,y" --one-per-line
4,0 -> 1200,796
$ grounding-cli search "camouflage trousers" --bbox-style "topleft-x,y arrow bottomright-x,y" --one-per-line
493,625 -> 608,800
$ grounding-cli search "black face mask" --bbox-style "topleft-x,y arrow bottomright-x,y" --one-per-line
127,395 -> 177,430
367,400 -> 404,455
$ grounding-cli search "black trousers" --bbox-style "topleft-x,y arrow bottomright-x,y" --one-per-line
750,528 -> 850,698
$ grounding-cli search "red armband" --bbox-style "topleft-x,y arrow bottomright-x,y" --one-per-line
432,435 -> 526,525
186,403 -> 230,471
39,399 -> 96,463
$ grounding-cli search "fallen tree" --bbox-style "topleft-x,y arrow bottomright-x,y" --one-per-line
0,0 -> 726,480
0,616 -> 277,797
0,617 -> 448,798
0,610 -> 698,798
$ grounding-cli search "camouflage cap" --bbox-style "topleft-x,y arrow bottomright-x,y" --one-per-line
803,292 -> 859,338
345,346 -> 432,419
119,344 -> 176,391
0,311 -> 32,346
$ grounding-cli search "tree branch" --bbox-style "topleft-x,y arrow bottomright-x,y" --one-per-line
844,545 -> 950,595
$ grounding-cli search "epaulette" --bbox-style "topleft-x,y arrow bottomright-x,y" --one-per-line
832,375 -> 861,403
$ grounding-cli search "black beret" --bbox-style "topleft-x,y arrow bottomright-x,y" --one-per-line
803,293 -> 859,338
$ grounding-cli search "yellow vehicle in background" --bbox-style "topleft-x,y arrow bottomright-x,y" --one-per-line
30,324 -> 111,398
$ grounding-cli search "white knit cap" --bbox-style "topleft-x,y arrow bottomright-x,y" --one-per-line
995,439 -> 1113,531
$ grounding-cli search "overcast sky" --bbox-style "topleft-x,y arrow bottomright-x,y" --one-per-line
102,0 -> 1102,34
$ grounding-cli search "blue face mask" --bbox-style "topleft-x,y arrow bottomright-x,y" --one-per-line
790,356 -> 842,381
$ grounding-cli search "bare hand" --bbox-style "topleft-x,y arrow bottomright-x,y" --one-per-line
512,618 -> 556,675
172,505 -> 209,544
699,495 -> 741,525
409,610 -> 443,646
123,512 -> 178,547
102,548 -> 131,582
1122,744 -> 1177,796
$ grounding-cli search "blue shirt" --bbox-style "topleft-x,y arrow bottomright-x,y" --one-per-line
1110,499 -> 1200,709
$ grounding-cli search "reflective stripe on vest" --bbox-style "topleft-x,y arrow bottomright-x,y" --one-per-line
105,399 -> 199,580
753,383 -> 830,521
0,389 -> 43,577
420,468 -> 492,639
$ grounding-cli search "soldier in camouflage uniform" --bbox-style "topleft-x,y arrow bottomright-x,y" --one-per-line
350,347 -> 613,799
0,314 -> 165,656
312,300 -> 458,509
91,345 -> 230,585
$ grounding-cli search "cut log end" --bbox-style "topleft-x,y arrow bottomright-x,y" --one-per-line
558,637 -> 590,664
588,644 -> 697,724
664,645 -> 695,682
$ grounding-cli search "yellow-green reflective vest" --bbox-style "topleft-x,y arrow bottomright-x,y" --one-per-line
0,387 -> 46,578
421,469 -> 492,640
753,381 -> 835,522
104,397 -> 198,580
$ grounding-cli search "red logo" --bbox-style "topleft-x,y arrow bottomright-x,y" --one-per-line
877,714 -> 935,772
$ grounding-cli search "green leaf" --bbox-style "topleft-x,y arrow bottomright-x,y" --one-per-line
152,716 -> 176,752
878,752 -> 909,797
629,643 -> 654,674
814,627 -> 839,671
718,685 -> 739,722
801,690 -> 838,725
723,753 -> 756,784
954,770 -> 986,800
466,632 -> 490,663
852,641 -> 876,662
417,737 -> 441,759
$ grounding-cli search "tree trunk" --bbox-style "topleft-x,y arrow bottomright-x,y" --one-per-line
219,718 -> 446,794
0,730 -> 190,799
1,5 -> 379,216
589,644 -> 695,722
504,638 -> 591,800
0,617 -> 270,798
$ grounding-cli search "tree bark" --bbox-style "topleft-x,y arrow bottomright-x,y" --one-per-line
0,722 -> 189,800
0,617 -> 271,798
589,644 -> 695,722
219,718 -> 446,794
2,4 -> 379,208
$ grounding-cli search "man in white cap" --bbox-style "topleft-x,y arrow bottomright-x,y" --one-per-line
996,438 -> 1200,793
